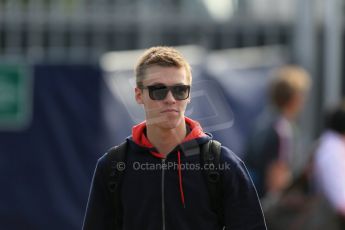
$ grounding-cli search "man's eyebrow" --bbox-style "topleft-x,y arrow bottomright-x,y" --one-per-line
147,82 -> 165,86
174,83 -> 186,86
148,82 -> 186,86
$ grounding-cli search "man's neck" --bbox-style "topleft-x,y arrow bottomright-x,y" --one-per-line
146,121 -> 187,156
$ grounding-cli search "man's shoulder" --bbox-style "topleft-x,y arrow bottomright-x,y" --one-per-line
216,143 -> 244,168
97,141 -> 128,167
217,144 -> 254,185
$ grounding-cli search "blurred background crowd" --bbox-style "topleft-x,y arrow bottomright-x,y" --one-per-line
0,0 -> 344,229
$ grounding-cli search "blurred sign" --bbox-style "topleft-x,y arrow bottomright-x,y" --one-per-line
0,64 -> 32,130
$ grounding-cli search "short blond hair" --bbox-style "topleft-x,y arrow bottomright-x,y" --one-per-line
135,46 -> 192,88
270,65 -> 311,109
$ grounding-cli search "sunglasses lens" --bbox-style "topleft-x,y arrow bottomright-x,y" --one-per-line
149,85 -> 169,100
147,85 -> 190,100
172,85 -> 190,100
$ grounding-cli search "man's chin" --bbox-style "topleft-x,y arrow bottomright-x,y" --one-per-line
146,115 -> 183,129
160,121 -> 180,129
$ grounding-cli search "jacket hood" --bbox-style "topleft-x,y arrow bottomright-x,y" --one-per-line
131,116 -> 209,151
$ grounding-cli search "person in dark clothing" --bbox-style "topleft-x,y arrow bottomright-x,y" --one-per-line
245,66 -> 311,198
83,46 -> 266,230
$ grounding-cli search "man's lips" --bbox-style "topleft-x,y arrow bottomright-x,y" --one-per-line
161,109 -> 179,113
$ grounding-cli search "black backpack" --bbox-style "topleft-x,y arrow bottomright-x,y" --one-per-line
106,140 -> 224,229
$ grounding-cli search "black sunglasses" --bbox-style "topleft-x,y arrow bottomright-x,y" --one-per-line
141,84 -> 191,100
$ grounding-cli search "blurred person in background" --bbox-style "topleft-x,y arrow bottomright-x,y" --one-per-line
83,46 -> 266,229
245,66 -> 311,198
314,101 -> 345,228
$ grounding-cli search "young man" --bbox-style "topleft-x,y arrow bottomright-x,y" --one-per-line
245,66 -> 311,198
83,46 -> 266,230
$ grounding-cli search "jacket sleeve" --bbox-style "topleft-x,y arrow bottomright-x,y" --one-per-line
82,157 -> 115,230
221,147 -> 267,230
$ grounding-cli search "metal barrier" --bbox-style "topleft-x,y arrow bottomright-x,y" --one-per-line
0,0 -> 295,62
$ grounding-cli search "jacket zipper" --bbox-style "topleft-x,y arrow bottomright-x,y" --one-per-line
161,158 -> 166,230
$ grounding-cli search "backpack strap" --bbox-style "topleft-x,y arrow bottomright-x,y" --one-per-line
201,140 -> 224,228
106,141 -> 127,229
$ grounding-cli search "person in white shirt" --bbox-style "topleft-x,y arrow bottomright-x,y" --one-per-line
315,101 -> 345,226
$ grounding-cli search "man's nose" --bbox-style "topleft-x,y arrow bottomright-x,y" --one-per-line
164,90 -> 176,103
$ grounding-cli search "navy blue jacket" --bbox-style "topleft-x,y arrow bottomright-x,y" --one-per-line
83,118 -> 266,230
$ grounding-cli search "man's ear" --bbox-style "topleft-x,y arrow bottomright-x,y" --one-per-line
135,87 -> 143,104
